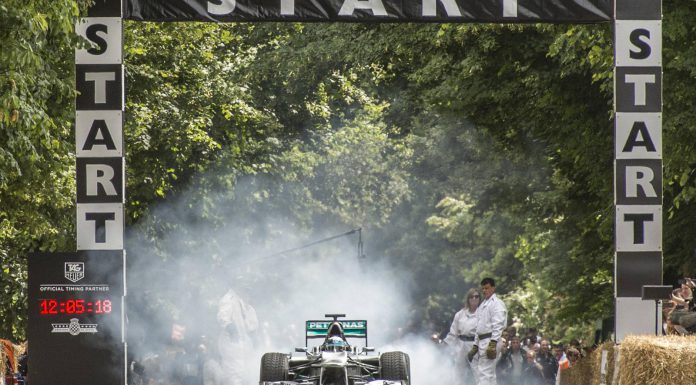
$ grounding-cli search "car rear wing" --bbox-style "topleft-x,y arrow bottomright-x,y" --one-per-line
305,319 -> 368,346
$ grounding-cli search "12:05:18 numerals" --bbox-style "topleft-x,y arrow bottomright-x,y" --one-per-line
39,299 -> 112,315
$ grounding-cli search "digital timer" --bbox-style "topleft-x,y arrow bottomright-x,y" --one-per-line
39,299 -> 112,315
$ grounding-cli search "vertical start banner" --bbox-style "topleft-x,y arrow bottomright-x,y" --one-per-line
75,0 -> 125,251
613,0 -> 663,341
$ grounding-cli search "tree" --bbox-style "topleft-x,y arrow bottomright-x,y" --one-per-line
0,0 -> 90,340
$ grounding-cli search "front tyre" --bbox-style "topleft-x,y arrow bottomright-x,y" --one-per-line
380,351 -> 410,384
260,352 -> 289,382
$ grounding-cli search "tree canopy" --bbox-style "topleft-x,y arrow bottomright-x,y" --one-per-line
1,0 -> 695,343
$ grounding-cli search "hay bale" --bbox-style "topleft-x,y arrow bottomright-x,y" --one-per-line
560,336 -> 696,385
619,335 -> 696,384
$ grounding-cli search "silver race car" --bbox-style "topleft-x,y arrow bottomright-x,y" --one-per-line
259,314 -> 410,385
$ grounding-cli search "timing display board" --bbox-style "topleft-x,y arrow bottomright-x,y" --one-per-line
28,251 -> 126,385
125,0 -> 612,22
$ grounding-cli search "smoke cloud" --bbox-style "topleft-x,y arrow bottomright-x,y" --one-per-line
124,173 -> 465,385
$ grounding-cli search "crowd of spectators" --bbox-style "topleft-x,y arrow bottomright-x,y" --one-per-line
436,276 -> 696,385
492,326 -> 588,385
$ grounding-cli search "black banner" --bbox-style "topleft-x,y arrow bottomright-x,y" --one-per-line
28,251 -> 125,385
125,0 -> 612,23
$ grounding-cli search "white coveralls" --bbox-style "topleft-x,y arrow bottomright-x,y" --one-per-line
215,290 -> 259,385
444,307 -> 479,385
472,293 -> 507,385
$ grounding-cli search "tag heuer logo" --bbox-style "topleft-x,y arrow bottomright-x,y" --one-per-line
64,262 -> 85,283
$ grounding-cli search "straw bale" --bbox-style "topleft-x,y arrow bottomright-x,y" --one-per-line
619,335 -> 696,384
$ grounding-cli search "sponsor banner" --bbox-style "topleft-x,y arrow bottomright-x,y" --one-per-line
125,0 -> 611,23
28,251 -> 125,385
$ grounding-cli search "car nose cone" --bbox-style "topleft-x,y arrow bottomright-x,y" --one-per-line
321,351 -> 348,367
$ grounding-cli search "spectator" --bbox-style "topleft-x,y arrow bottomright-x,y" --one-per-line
553,344 -> 569,385
672,278 -> 693,310
669,278 -> 696,335
568,339 -> 585,358
565,348 -> 580,368
523,328 -> 539,347
531,342 -> 540,353
497,335 -> 527,385
553,343 -> 568,371
536,338 -> 558,385
522,350 -> 545,385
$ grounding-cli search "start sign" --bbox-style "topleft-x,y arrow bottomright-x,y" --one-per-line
125,0 -> 612,22
28,251 -> 125,385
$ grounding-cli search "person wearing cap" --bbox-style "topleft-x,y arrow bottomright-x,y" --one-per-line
443,288 -> 481,385
467,277 -> 508,385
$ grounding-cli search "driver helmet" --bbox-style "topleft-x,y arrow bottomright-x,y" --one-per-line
324,336 -> 348,352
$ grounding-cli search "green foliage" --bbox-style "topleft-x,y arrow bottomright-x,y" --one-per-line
0,0 -> 90,340
1,1 -> 695,344
124,22 -> 282,222
661,1 -> 696,275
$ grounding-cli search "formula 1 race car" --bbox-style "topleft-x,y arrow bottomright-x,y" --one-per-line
259,314 -> 410,385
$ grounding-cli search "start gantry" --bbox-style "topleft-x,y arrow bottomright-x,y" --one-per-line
125,0 -> 612,23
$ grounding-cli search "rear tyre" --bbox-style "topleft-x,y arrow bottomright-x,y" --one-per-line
380,351 -> 410,384
260,352 -> 289,382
